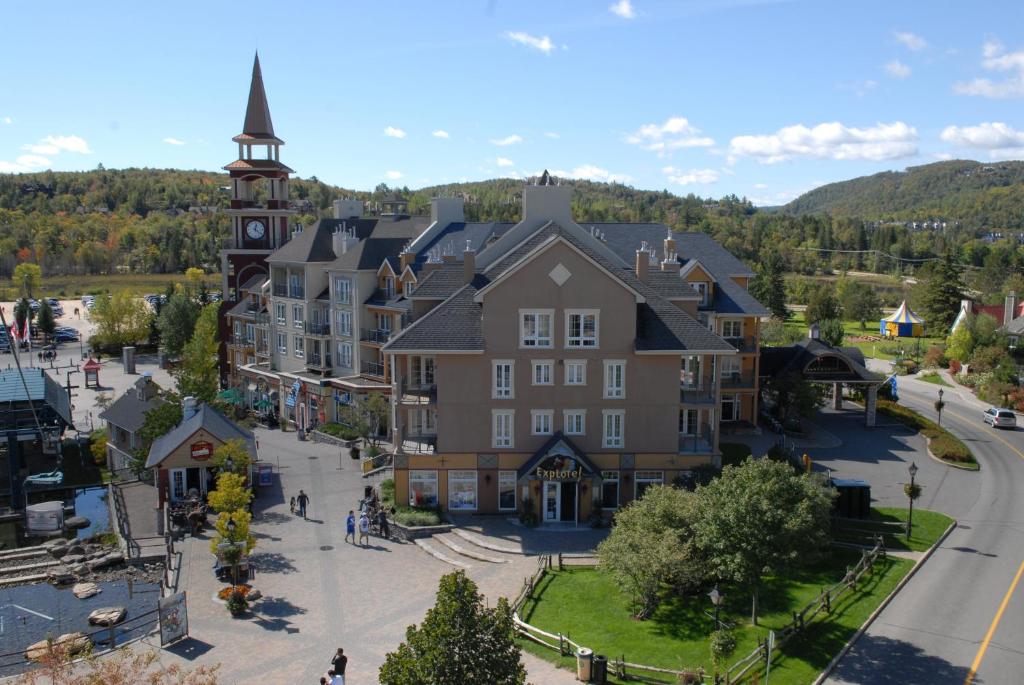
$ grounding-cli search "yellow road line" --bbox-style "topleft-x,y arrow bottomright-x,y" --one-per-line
941,407 -> 1024,461
964,557 -> 1024,684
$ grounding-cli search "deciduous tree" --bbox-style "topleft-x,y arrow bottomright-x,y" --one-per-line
805,289 -> 842,325
158,292 -> 200,357
750,250 -> 788,320
207,472 -> 252,514
36,300 -> 55,338
175,303 -> 220,404
13,262 -> 41,298
88,290 -> 153,350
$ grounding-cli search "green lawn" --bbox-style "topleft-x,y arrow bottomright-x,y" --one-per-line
918,372 -> 952,387
519,549 -> 913,684
719,442 -> 753,468
834,507 -> 954,553
780,312 -> 944,362
0,272 -> 220,301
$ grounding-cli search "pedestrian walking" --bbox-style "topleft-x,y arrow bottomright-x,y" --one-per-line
377,507 -> 389,540
330,648 -> 347,684
296,490 -> 310,519
290,496 -> 296,514
358,511 -> 369,546
345,511 -> 355,544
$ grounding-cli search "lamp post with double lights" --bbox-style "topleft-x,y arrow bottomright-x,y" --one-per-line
708,585 -> 724,631
935,388 -> 945,428
905,462 -> 920,540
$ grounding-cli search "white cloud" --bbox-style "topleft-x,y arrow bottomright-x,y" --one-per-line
163,137 -> 185,146
0,154 -> 53,173
885,60 -> 911,78
894,31 -> 927,51
432,130 -> 450,139
954,39 -> 1024,98
22,134 -> 91,155
385,170 -> 403,180
491,134 -> 523,146
496,157 -> 514,167
544,132 -> 560,139
506,31 -> 555,54
551,165 -> 633,184
933,152 -> 954,160
729,121 -> 918,163
753,182 -> 768,189
3,117 -> 10,125
609,0 -> 636,19
940,122 -> 1024,159
662,166 -> 719,186
625,116 -> 714,156
384,126 -> 407,139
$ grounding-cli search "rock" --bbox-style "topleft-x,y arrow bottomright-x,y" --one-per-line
65,516 -> 90,530
72,582 -> 101,599
88,607 -> 126,626
49,545 -> 69,559
44,537 -> 69,548
87,552 -> 123,571
47,566 -> 76,585
67,544 -> 86,556
67,563 -> 88,576
25,632 -> 91,662
247,589 -> 262,602
63,554 -> 86,565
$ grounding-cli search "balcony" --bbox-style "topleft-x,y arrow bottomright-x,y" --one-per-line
680,383 -> 716,404
725,336 -> 758,354
361,360 -> 385,378
400,430 -> 437,455
679,424 -> 714,454
255,311 -> 271,325
305,321 -> 331,336
272,284 -> 287,297
361,329 -> 392,345
721,371 -> 756,389
307,352 -> 332,373
400,383 -> 437,405
255,344 -> 271,357
230,334 -> 255,348
272,284 -> 304,299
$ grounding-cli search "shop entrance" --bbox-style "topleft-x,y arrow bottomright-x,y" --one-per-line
543,481 -> 578,523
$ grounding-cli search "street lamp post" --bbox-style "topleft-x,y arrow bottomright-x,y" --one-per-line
226,518 -> 239,588
906,462 -> 919,540
936,388 -> 945,428
708,585 -> 724,631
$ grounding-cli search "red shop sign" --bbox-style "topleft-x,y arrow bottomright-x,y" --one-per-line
191,441 -> 213,461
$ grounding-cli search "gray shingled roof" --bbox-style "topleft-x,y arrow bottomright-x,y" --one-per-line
714,278 -> 770,316
759,339 -> 878,382
595,224 -> 755,277
416,222 -> 516,262
408,265 -> 465,299
98,378 -> 165,433
266,219 -> 343,264
646,271 -> 699,299
0,368 -> 74,427
1003,314 -> 1024,336
331,237 -> 415,271
384,278 -> 488,352
146,403 -> 255,469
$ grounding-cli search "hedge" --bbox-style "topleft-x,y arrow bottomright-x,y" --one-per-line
392,506 -> 443,527
316,423 -> 362,441
877,400 -> 977,466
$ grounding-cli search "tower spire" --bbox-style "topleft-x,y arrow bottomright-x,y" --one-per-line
241,52 -> 275,139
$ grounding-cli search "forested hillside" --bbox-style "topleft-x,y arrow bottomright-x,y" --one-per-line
782,160 -> 1024,228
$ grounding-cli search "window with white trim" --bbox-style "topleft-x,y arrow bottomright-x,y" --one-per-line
275,303 -> 286,325
720,356 -> 741,377
384,275 -> 396,299
634,470 -> 664,500
492,360 -> 514,399
493,410 -> 514,448
721,394 -> 738,422
337,342 -> 353,369
335,309 -> 352,336
531,410 -> 553,435
566,310 -> 599,348
448,470 -> 477,511
520,310 -> 553,348
563,410 -> 586,436
409,470 -> 438,507
293,334 -> 304,359
601,470 -> 619,509
679,408 -> 699,435
532,360 -> 553,385
694,282 -> 709,306
245,323 -> 255,343
233,320 -> 241,337
604,360 -> 625,399
276,332 -> 287,353
499,471 -> 517,511
722,320 -> 742,338
333,276 -> 351,305
292,304 -> 304,328
565,360 -> 586,385
603,409 -> 624,448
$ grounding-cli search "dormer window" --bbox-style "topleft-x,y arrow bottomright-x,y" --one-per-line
385,276 -> 396,299
693,282 -> 710,307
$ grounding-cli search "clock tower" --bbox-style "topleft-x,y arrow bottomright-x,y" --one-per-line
220,53 -> 296,302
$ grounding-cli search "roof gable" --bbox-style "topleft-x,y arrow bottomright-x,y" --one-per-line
679,259 -> 716,283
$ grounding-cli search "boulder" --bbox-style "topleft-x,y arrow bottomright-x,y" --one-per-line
67,544 -> 86,556
46,566 -> 76,585
44,537 -> 69,548
66,563 -> 88,576
48,545 -> 69,559
25,632 -> 91,662
65,516 -> 90,530
87,552 -> 124,572
63,554 -> 86,566
72,582 -> 101,599
88,606 -> 126,626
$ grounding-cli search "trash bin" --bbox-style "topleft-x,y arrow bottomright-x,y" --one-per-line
576,647 -> 593,682
592,655 -> 607,685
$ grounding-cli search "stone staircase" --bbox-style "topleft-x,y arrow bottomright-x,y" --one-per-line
414,528 -> 527,569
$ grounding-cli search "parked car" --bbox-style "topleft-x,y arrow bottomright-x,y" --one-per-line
983,407 -> 1017,429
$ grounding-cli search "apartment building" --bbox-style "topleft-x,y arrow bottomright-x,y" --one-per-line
382,174 -> 767,523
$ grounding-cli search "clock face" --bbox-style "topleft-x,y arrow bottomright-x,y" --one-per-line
246,220 -> 266,240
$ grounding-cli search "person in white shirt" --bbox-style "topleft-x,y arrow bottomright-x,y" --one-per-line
358,512 -> 370,547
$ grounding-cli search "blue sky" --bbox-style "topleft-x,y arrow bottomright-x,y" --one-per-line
1,0 -> 1022,205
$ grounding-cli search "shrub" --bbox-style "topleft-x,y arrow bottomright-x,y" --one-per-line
89,428 -> 108,466
948,359 -> 962,375
380,478 -> 395,507
877,400 -> 975,465
922,346 -> 946,369
710,629 -> 738,670
977,380 -> 1016,407
317,423 -> 361,441
392,506 -> 442,527
518,497 -> 538,527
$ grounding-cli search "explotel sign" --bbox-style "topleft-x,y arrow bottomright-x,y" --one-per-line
535,456 -> 582,481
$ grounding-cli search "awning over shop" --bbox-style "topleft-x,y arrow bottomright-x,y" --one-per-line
516,433 -> 601,481
217,388 -> 243,405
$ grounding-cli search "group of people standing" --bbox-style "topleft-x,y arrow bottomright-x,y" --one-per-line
318,647 -> 347,684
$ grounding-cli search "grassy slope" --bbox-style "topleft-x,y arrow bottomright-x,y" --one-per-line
834,507 -> 954,553
519,549 -> 913,684
780,312 -> 944,361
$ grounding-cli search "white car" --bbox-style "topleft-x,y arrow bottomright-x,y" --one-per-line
983,407 -> 1017,429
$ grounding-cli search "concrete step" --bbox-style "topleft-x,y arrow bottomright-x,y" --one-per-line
451,527 -> 526,556
433,533 -> 509,563
414,539 -> 472,569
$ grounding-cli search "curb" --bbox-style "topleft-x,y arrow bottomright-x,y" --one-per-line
813,519 -> 958,685
925,441 -> 978,471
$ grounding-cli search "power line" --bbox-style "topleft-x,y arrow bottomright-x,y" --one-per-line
793,247 -> 982,270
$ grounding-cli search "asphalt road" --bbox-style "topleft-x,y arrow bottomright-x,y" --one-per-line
826,375 -> 1024,685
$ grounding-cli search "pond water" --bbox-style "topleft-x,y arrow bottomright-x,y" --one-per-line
0,486 -> 111,549
0,579 -> 161,675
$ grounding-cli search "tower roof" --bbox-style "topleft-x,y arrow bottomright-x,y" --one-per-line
234,53 -> 282,144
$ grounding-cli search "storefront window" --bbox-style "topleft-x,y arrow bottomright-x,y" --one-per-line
409,470 -> 438,507
499,471 -> 517,511
448,470 -> 478,511
601,470 -> 619,509
634,470 -> 663,501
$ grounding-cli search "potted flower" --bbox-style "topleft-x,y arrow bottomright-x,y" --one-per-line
226,587 -> 248,616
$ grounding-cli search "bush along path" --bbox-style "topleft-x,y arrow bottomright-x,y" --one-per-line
876,399 -> 979,470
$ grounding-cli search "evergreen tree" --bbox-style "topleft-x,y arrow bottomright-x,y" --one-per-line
36,300 -> 55,338
158,293 -> 201,358
379,571 -> 526,685
916,252 -> 966,332
175,303 -> 221,404
750,250 -> 788,319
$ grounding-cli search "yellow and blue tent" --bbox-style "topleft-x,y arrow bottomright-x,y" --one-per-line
880,300 -> 924,338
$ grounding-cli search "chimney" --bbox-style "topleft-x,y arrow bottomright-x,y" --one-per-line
333,198 -> 363,220
464,246 -> 476,284
400,251 -> 416,272
182,396 -> 198,421
808,324 -> 820,341
442,254 -> 457,264
430,197 -> 465,226
1006,291 -> 1018,326
522,170 -> 573,226
664,229 -> 676,259
635,249 -> 649,282
332,224 -> 357,256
